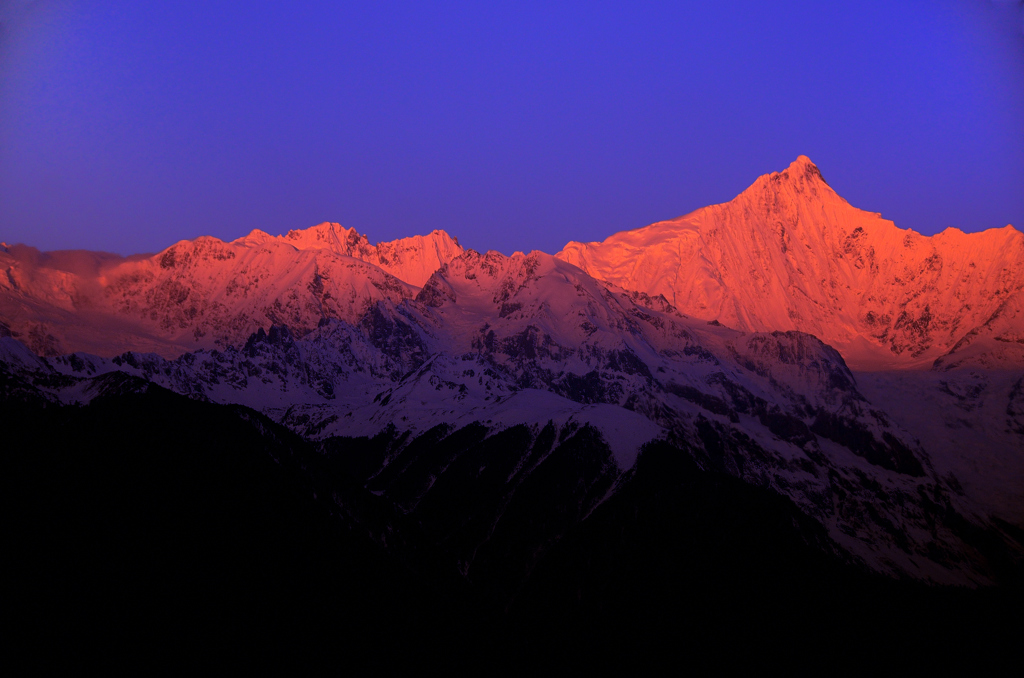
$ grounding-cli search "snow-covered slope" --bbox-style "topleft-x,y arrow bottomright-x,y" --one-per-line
4,247 -> 1018,585
0,225 -> 462,357
557,156 -> 1024,370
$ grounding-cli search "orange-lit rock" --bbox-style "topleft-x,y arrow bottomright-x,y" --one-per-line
557,156 -> 1024,369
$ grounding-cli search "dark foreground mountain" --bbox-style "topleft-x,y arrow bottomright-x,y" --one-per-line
4,386 -> 1021,672
3,157 -> 1023,670
2,385 -> 459,672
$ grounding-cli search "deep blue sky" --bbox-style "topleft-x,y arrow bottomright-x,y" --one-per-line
1,1 -> 1022,256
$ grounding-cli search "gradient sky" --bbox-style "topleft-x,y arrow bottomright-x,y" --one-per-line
1,0 -> 1022,256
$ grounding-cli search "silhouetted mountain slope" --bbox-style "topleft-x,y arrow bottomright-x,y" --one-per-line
2,388 -> 470,673
4,391 -> 1020,672
511,440 -> 1024,673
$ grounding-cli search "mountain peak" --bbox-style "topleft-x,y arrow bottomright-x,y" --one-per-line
729,155 -> 836,208
776,155 -> 827,187
554,156 -> 1024,369
790,154 -> 817,170
283,222 -> 367,252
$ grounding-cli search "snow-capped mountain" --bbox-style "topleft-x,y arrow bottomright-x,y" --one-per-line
6,158 -> 1022,371
557,156 -> 1024,370
2,158 -> 1021,591
4,245 -> 1020,584
0,225 -> 462,357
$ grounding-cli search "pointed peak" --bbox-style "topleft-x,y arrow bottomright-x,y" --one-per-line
385,229 -> 463,250
741,155 -> 831,196
783,155 -> 828,186
789,155 -> 817,171
427,229 -> 458,241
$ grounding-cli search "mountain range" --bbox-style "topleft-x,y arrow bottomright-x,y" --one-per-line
5,157 -> 1024,370
4,157 -> 1022,669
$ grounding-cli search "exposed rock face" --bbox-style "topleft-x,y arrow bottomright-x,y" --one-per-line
557,156 -> 1024,369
